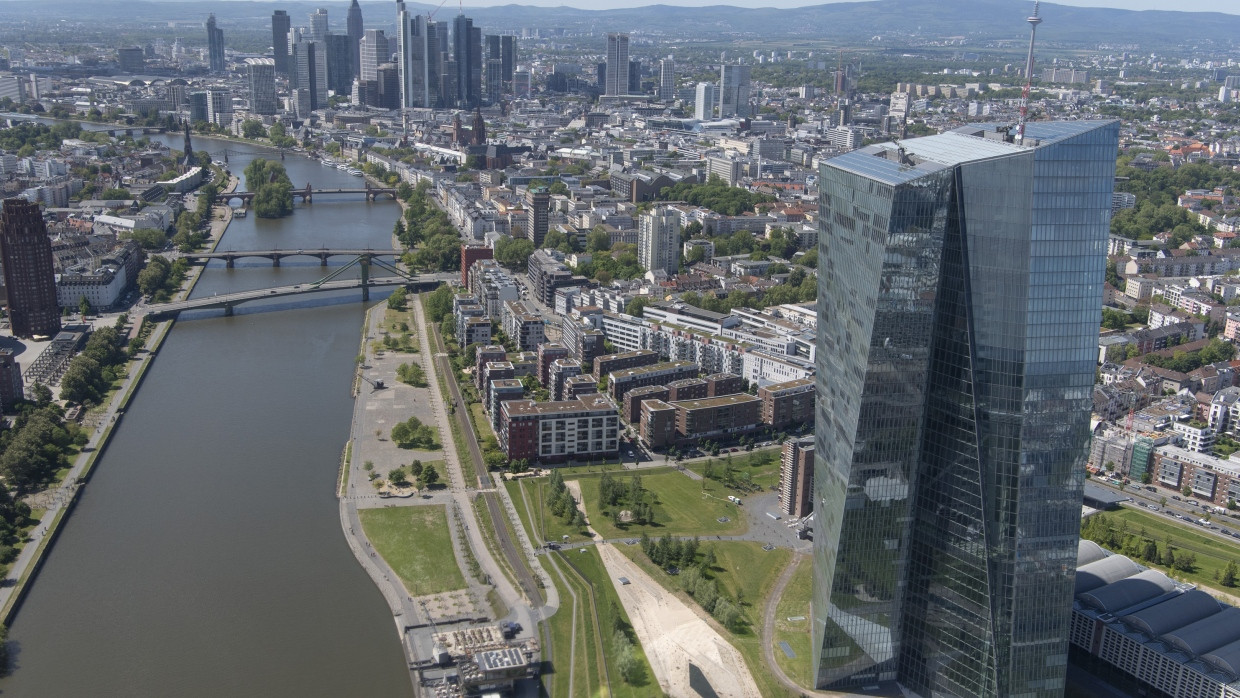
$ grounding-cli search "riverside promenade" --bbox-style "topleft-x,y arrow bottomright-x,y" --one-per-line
336,296 -> 558,695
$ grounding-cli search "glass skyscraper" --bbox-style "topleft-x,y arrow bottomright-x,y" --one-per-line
813,120 -> 1119,697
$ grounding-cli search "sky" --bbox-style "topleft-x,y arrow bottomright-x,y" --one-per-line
435,0 -> 1240,13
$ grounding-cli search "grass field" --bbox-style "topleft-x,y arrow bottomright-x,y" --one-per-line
617,541 -> 796,698
772,558 -> 814,688
1099,506 -> 1240,592
358,505 -> 465,596
685,448 -> 784,494
543,551 -> 601,698
564,547 -> 658,697
469,402 -> 498,443
576,469 -> 748,539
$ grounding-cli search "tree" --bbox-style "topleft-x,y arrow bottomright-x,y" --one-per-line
241,120 -> 267,139
243,159 -> 294,218
495,237 -> 536,270
387,286 -> 408,310
397,362 -> 428,387
418,464 -> 440,488
425,284 -> 454,322
78,296 -> 91,317
586,228 -> 612,253
625,296 -> 653,318
1225,561 -> 1239,587
121,227 -> 168,250
389,468 -> 409,486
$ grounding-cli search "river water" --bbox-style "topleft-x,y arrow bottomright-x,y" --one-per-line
0,135 -> 415,696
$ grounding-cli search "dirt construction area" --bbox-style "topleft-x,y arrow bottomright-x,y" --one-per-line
596,542 -> 762,698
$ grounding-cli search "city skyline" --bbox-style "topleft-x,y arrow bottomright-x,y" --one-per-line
166,0 -> 1240,15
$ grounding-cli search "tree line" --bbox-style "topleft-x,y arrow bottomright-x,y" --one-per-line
244,159 -> 294,218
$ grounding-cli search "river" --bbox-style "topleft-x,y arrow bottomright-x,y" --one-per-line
0,134 -> 415,696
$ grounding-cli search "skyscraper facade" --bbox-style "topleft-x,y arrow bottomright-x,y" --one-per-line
452,15 -> 481,108
659,58 -> 675,102
525,187 -> 549,247
309,8 -> 329,44
325,33 -> 353,94
812,120 -> 1120,697
346,0 -> 363,80
205,14 -> 226,73
638,207 -> 680,277
359,29 -> 389,82
292,40 -> 327,112
694,82 -> 716,120
0,199 -> 60,339
271,11 -> 291,76
500,35 -> 516,84
719,64 -> 751,118
246,58 -> 277,115
605,33 -> 628,96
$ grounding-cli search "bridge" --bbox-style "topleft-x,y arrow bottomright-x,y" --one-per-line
182,248 -> 402,268
220,183 -> 399,205
142,277 -> 415,319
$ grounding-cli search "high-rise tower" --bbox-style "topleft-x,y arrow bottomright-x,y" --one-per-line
346,0 -> 363,80
812,120 -> 1119,697
0,199 -> 61,339
271,11 -> 291,75
309,8 -> 329,44
605,33 -> 628,96
205,14 -> 226,73
659,57 -> 675,102
719,64 -> 751,118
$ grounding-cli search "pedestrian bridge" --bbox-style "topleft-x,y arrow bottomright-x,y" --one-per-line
220,183 -> 399,205
183,248 -> 402,268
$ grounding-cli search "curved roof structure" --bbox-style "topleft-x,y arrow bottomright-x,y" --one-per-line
1162,607 -> 1240,656
1077,569 -> 1175,613
1120,589 -> 1223,638
1203,637 -> 1240,679
1077,540 -> 1107,567
1075,555 -> 1142,595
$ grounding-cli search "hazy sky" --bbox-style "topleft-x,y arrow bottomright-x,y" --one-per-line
438,0 -> 1239,13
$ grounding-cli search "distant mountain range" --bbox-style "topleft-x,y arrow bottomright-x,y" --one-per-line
2,0 -> 1238,47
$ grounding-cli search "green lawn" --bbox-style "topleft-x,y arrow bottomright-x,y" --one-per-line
773,557 -> 815,689
576,468 -> 749,539
469,402 -> 498,443
685,448 -> 784,494
358,505 -> 465,596
1099,506 -> 1240,592
617,541 -> 796,698
543,551 -> 599,698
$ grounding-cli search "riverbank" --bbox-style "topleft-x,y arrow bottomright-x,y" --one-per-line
0,174 -> 239,627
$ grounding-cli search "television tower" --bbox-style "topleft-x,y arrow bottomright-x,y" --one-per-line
1015,0 -> 1042,143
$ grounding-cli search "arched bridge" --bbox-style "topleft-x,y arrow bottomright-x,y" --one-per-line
142,277 -> 407,319
182,248 -> 402,268
221,183 -> 399,205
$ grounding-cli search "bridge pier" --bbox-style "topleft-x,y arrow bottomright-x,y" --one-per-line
224,303 -> 233,317
225,258 -> 234,268
361,255 -> 370,302
272,256 -> 280,267
318,254 -> 329,266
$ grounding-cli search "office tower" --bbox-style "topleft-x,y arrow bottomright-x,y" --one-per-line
359,29 -> 388,82
605,33 -> 628,96
485,34 -> 501,102
397,4 -> 441,109
638,207 -> 680,276
187,91 -> 208,123
0,349 -> 23,412
246,58 -> 277,115
292,40 -> 327,112
525,187 -> 550,247
513,71 -> 531,97
628,60 -> 641,94
694,82 -> 716,120
206,88 -> 231,126
659,57 -> 674,101
0,199 -> 60,339
812,120 -> 1119,696
376,63 -> 400,109
719,64 -> 751,118
117,47 -> 144,73
272,11 -> 291,75
346,0 -> 363,80
452,15 -> 481,108
309,8 -> 329,44
500,35 -> 515,83
205,14 -> 226,73
325,33 -> 353,94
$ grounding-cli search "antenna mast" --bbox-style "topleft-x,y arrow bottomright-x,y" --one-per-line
1015,0 -> 1042,144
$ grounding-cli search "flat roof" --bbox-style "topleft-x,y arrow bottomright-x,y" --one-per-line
672,393 -> 762,411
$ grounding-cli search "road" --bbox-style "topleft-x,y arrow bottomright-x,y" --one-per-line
1089,478 -> 1240,542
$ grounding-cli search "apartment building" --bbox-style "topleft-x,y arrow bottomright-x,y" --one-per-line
758,377 -> 815,428
499,393 -> 621,463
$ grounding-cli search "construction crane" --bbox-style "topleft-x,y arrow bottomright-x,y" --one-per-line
1015,1 -> 1042,144
360,375 -> 385,391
